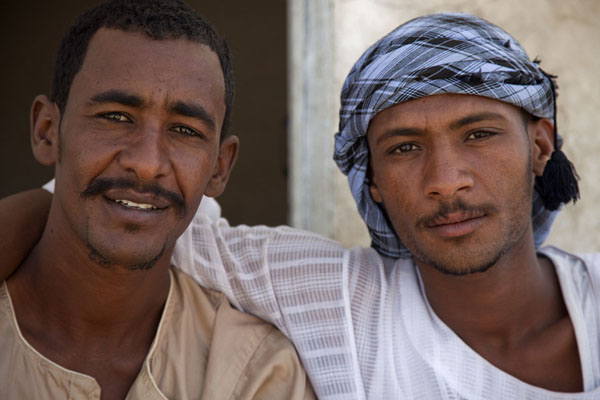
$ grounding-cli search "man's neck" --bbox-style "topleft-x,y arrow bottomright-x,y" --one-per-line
417,238 -> 560,344
8,225 -> 171,343
5,215 -> 172,398
415,234 -> 583,392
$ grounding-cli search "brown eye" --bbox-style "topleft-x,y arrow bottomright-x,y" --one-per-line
392,143 -> 419,153
172,125 -> 201,137
101,112 -> 130,122
467,130 -> 495,140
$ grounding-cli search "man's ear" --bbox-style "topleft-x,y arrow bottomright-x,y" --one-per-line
530,117 -> 554,177
204,135 -> 239,197
369,181 -> 383,204
30,95 -> 61,166
368,160 -> 383,203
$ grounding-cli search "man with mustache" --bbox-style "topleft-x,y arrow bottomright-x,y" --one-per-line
0,0 -> 315,399
3,12 -> 600,400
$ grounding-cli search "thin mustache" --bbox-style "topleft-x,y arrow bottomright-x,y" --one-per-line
81,177 -> 186,216
416,199 -> 496,228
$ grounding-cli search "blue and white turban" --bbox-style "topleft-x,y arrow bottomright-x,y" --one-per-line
334,12 -> 559,258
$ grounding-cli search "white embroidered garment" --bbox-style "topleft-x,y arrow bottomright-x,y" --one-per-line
173,214 -> 600,400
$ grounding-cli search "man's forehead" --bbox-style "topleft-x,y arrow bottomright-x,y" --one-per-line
68,27 -> 226,118
369,94 -> 522,130
82,27 -> 219,74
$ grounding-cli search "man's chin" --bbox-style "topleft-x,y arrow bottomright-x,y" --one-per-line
412,242 -> 506,277
428,256 -> 499,276
87,242 -> 166,271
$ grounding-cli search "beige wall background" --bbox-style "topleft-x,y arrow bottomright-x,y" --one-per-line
289,0 -> 599,252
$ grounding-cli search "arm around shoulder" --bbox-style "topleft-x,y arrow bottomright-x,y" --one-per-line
0,189 -> 51,279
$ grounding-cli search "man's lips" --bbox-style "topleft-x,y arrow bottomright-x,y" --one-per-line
428,210 -> 486,227
102,196 -> 167,226
103,189 -> 170,211
113,199 -> 159,210
425,210 -> 487,238
81,177 -> 186,217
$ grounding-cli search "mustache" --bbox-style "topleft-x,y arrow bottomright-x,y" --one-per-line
416,198 -> 497,228
81,177 -> 186,217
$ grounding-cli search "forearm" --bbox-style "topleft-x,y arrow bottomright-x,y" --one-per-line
0,189 -> 51,279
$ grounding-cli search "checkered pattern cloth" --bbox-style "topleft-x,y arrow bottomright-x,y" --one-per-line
334,12 -> 559,258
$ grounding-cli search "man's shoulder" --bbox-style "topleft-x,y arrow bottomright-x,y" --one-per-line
540,246 -> 600,290
170,266 -> 299,356
170,268 -> 313,399
540,245 -> 600,267
170,265 -> 224,310
170,267 -> 279,335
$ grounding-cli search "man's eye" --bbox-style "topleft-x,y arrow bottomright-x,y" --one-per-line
100,112 -> 129,122
391,143 -> 419,153
467,130 -> 495,140
172,125 -> 200,137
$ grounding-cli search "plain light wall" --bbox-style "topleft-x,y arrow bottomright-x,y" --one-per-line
289,0 -> 599,252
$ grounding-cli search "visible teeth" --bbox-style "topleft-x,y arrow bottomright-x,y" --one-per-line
114,199 -> 158,210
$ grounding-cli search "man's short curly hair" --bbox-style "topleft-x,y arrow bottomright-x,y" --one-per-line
51,0 -> 234,136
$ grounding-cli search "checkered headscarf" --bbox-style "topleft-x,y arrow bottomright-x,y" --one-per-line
334,12 -> 558,258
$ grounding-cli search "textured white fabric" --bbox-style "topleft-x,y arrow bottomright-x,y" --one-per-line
172,214 -> 600,400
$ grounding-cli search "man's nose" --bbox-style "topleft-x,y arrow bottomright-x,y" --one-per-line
423,145 -> 474,199
117,125 -> 170,181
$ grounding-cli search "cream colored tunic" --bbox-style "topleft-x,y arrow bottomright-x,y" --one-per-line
0,267 -> 314,399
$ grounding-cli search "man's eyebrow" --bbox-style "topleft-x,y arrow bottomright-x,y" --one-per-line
87,92 -> 217,130
88,90 -> 144,107
448,112 -> 507,130
170,101 -> 216,131
375,112 -> 509,145
375,128 -> 423,145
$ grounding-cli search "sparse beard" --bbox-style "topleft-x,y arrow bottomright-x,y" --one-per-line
75,178 -> 185,272
412,238 -> 505,276
407,187 -> 531,277
87,241 -> 166,271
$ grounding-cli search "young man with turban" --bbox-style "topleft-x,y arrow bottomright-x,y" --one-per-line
2,12 -> 599,400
